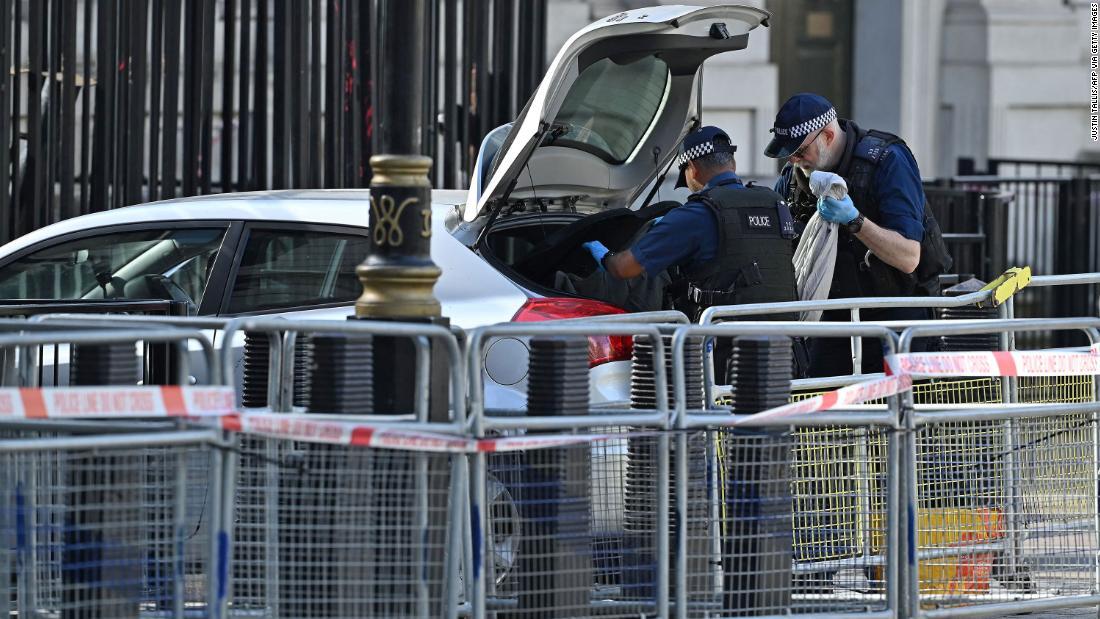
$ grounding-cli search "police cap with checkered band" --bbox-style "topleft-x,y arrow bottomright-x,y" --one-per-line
764,93 -> 837,159
674,126 -> 738,189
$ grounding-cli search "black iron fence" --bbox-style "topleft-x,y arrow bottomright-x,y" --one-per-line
0,0 -> 546,244
925,174 -> 1100,347
958,156 -> 1100,178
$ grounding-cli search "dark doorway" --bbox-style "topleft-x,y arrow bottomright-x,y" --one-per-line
768,0 -> 854,118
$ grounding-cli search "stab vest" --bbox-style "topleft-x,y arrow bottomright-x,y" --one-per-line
676,182 -> 798,320
782,121 -> 950,299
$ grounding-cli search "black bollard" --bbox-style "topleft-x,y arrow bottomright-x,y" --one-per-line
623,333 -> 709,601
240,331 -> 270,408
723,336 -> 794,615
273,334 -> 374,618
305,334 -> 373,415
510,337 -> 593,617
941,278 -> 1000,352
934,279 -> 999,510
70,342 -> 140,386
64,343 -> 142,618
291,334 -> 313,408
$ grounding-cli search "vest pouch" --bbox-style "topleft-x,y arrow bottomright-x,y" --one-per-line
858,251 -> 914,298
913,209 -> 953,297
829,249 -> 866,299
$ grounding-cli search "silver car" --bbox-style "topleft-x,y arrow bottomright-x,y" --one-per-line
0,3 -> 770,585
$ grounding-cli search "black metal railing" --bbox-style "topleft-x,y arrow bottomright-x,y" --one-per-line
926,176 -> 1099,347
0,0 -> 546,244
958,156 -> 1100,178
922,185 -> 1012,283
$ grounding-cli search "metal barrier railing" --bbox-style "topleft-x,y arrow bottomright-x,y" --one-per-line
700,272 -> 1100,398
897,318 -> 1100,618
466,321 -> 677,618
669,322 -> 902,619
2,302 -> 1099,618
0,426 -> 230,618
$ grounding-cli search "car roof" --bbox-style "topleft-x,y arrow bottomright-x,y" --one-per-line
0,188 -> 469,256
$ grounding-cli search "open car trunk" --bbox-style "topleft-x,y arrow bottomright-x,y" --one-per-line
480,201 -> 680,311
451,5 -> 771,310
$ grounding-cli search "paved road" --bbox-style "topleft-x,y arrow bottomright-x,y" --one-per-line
1031,607 -> 1098,618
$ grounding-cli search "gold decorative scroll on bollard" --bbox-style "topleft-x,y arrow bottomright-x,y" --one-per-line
356,154 -> 442,318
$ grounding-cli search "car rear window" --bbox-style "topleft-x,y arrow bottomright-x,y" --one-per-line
549,55 -> 670,163
227,228 -> 370,313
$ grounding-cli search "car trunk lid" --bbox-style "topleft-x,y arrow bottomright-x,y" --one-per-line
460,4 -> 770,229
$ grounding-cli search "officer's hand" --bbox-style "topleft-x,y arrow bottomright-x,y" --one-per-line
816,195 -> 859,225
582,240 -> 610,270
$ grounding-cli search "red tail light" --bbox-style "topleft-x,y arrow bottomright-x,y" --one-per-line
512,298 -> 634,367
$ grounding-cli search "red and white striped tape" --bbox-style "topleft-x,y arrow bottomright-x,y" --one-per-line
0,386 -> 236,419
218,412 -> 641,454
886,346 -> 1100,378
730,373 -> 912,426
4,345 -> 1098,448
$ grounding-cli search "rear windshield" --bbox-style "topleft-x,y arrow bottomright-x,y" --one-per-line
549,55 -> 669,163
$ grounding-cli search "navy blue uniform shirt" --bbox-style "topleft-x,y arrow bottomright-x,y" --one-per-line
631,171 -> 743,275
774,143 -> 925,242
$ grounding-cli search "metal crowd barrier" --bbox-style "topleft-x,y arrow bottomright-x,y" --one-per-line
208,317 -> 469,618
467,321 -> 674,618
896,318 -> 1100,619
700,272 -> 1100,392
465,320 -> 906,619
3,295 -> 1099,619
0,319 -> 235,619
671,322 -> 901,619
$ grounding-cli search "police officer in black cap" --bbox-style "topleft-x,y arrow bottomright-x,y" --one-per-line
583,125 -> 798,322
766,93 -> 950,376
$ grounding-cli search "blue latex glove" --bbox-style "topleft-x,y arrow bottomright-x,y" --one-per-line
582,240 -> 610,270
817,195 -> 859,224
651,216 -> 664,225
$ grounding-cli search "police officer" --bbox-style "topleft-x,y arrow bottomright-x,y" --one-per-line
766,93 -> 940,376
582,125 -> 797,322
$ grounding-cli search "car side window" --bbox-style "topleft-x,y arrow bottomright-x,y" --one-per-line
0,227 -> 227,304
226,228 -> 370,313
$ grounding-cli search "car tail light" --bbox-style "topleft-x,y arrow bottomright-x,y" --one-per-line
512,297 -> 634,367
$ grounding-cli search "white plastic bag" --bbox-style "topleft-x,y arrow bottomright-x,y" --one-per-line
793,171 -> 847,321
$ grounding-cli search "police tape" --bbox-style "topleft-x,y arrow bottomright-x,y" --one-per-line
727,373 -> 913,426
4,345 -> 1099,445
0,385 -> 236,419
886,345 -> 1100,378
215,372 -> 912,451
216,412 -> 648,454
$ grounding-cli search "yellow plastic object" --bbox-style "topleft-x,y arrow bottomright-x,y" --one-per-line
976,266 -> 1031,308
870,509 -> 1004,594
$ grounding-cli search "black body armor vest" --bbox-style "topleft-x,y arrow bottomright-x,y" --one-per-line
782,121 -> 950,299
676,183 -> 798,320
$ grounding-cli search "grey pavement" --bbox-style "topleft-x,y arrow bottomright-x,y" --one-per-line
1028,607 -> 1097,618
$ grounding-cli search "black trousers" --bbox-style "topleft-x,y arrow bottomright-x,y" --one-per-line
805,307 -> 937,378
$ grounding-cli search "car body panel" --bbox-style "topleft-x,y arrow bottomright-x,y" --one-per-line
0,188 -> 632,407
0,190 -> 530,331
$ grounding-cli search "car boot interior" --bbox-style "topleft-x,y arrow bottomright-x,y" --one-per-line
482,200 -> 679,311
